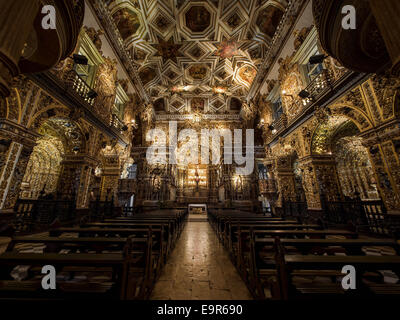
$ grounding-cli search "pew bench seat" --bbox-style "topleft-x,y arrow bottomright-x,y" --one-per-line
0,252 -> 127,299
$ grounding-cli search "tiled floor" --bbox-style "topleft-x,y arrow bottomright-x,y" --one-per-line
151,221 -> 253,300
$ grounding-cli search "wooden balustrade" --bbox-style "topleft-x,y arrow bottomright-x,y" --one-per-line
63,69 -> 96,106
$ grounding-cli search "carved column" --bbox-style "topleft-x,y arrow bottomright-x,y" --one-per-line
0,0 -> 40,97
369,0 -> 400,75
57,155 -> 97,208
274,156 -> 296,207
298,155 -> 342,210
208,165 -> 218,204
0,143 -> 34,212
0,120 -> 38,212
100,154 -> 120,204
362,124 -> 400,212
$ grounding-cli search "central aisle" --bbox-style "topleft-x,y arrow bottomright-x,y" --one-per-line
151,221 -> 253,300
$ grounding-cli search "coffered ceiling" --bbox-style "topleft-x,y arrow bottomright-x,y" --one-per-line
106,0 -> 287,116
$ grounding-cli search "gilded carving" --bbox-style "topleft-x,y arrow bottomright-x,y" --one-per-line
94,58 -> 118,123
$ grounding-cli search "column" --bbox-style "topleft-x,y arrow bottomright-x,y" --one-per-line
0,143 -> 34,211
57,155 -> 97,208
100,154 -> 120,204
0,120 -> 37,212
274,156 -> 296,207
369,0 -> 400,75
298,155 -> 342,210
0,0 -> 40,97
362,128 -> 400,212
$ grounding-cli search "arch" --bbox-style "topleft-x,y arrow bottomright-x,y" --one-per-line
327,102 -> 373,132
333,135 -> 379,200
28,105 -> 87,154
38,118 -> 86,155
4,88 -> 22,123
21,135 -> 64,199
311,116 -> 360,155
27,104 -> 70,130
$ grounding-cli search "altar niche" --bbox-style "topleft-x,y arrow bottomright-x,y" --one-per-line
189,203 -> 207,215
187,164 -> 208,189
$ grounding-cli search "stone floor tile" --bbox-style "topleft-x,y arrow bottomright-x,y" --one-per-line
150,221 -> 253,300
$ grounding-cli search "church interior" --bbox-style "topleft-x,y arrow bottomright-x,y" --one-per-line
0,0 -> 400,301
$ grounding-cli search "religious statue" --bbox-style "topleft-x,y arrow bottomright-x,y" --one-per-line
94,58 -> 118,121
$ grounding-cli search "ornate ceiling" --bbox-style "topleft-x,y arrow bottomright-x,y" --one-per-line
106,0 -> 286,116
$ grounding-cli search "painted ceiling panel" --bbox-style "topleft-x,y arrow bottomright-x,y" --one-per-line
106,0 -> 286,115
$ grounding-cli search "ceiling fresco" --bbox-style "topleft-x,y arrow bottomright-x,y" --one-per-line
107,0 -> 286,116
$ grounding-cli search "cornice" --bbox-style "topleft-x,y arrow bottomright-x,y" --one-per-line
155,114 -> 241,121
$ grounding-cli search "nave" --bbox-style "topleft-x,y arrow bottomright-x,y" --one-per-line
151,220 -> 252,300
2,205 -> 400,300
2,0 -> 400,303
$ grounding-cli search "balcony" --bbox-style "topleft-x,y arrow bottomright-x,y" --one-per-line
111,114 -> 125,132
29,68 -> 129,147
301,69 -> 333,108
269,68 -> 367,142
62,70 -> 96,106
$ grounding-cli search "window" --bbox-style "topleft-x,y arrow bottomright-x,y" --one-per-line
272,98 -> 283,120
307,61 -> 324,81
74,49 -> 96,87
303,45 -> 325,83
258,164 -> 268,180
113,96 -> 125,119
127,164 -> 137,179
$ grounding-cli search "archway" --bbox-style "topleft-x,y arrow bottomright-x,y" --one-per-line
21,117 -> 85,200
311,116 -> 379,201
20,136 -> 64,199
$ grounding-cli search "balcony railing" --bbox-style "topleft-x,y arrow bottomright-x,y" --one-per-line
111,114 -> 125,131
31,66 -> 129,147
301,69 -> 333,108
269,69 -> 338,138
272,113 -> 287,132
63,70 -> 96,106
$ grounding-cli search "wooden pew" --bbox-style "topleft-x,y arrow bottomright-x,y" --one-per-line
49,227 -> 165,287
235,228 -> 356,269
213,216 -> 292,240
230,229 -> 357,295
225,223 -> 322,252
107,212 -> 186,235
278,254 -> 400,299
218,219 -> 300,241
5,235 -> 154,299
250,237 -> 400,299
83,222 -> 175,256
0,252 -> 128,300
